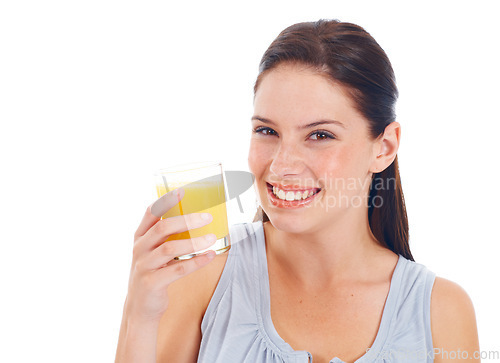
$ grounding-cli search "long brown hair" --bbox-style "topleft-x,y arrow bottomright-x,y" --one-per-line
252,19 -> 413,261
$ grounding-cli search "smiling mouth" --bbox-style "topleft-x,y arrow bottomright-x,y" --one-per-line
266,183 -> 321,206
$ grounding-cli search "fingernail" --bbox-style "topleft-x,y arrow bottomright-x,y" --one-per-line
201,213 -> 212,221
151,195 -> 167,218
175,187 -> 184,199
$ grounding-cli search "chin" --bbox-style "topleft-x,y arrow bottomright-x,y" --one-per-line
263,208 -> 315,235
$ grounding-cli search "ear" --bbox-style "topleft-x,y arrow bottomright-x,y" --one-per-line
369,122 -> 401,173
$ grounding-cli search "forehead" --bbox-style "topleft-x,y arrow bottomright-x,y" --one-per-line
253,64 -> 365,128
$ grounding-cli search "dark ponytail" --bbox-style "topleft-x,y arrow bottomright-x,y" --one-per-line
252,19 -> 414,261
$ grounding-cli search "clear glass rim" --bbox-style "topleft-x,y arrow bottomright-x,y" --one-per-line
154,160 -> 221,175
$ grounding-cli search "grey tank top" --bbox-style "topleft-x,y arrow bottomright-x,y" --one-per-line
199,221 -> 436,363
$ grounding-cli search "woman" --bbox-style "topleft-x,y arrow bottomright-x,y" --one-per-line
115,20 -> 480,363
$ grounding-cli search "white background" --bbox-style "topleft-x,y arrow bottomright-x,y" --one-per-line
1,0 -> 499,361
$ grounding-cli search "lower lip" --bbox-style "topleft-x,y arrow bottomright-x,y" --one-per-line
266,186 -> 321,209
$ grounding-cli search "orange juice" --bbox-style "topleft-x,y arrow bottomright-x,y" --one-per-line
154,161 -> 231,260
156,180 -> 229,242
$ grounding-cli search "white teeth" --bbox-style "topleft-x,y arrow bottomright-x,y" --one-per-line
271,186 -> 318,201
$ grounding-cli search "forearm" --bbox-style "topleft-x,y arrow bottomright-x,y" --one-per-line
115,307 -> 160,363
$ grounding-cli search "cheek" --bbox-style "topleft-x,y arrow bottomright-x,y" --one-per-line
248,140 -> 274,174
315,145 -> 367,186
321,146 -> 373,199
316,148 -> 350,176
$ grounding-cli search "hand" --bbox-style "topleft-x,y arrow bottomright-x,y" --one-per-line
123,188 -> 217,323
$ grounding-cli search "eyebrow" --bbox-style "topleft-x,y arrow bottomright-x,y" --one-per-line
251,116 -> 346,130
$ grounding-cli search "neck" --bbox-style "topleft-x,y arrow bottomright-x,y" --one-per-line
263,209 -> 392,289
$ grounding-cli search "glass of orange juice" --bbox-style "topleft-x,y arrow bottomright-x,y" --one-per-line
154,161 -> 230,260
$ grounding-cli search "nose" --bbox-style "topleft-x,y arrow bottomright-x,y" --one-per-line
269,142 -> 305,179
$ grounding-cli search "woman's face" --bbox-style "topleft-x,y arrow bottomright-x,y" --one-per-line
248,63 -> 380,234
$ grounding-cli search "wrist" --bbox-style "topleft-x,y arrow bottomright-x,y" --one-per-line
122,298 -> 164,327
115,313 -> 160,363
124,314 -> 161,331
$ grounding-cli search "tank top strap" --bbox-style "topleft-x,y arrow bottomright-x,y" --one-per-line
378,256 -> 436,361
201,221 -> 262,333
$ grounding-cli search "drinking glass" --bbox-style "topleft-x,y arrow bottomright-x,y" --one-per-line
154,161 -> 230,260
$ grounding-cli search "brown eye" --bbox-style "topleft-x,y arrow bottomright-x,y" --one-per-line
254,127 -> 277,136
309,131 -> 335,140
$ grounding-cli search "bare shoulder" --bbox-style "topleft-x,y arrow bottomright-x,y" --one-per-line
171,252 -> 229,309
156,253 -> 229,362
430,276 -> 480,362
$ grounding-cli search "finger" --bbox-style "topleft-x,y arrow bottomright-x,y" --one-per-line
144,234 -> 217,269
135,212 -> 213,254
151,187 -> 185,218
134,188 -> 185,240
153,250 -> 216,288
